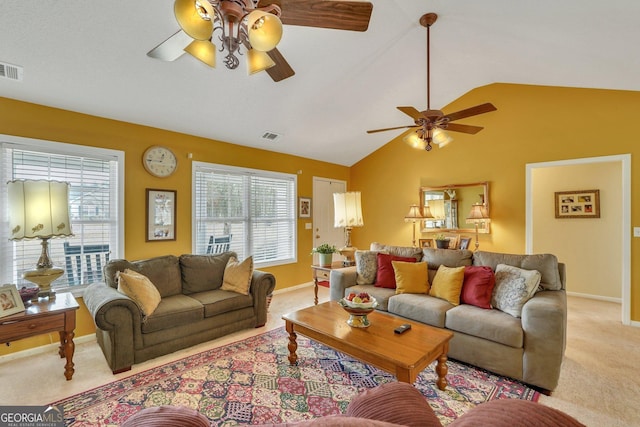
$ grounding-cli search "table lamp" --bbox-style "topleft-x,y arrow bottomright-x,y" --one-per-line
466,203 -> 490,251
7,179 -> 73,299
333,191 -> 364,266
404,204 -> 433,247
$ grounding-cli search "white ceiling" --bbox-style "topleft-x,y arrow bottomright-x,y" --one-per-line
1,1 -> 639,166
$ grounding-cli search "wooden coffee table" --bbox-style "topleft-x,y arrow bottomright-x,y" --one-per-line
282,301 -> 453,389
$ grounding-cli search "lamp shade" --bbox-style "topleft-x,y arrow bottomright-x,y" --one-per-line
333,192 -> 364,228
247,10 -> 283,52
185,39 -> 216,67
404,128 -> 453,150
404,204 -> 432,221
466,203 -> 490,223
174,0 -> 214,41
7,180 -> 73,240
247,48 -> 275,74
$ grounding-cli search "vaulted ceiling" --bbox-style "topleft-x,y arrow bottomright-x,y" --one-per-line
1,1 -> 638,166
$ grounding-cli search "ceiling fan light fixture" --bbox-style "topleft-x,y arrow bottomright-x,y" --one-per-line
247,49 -> 276,75
185,39 -> 216,67
247,10 -> 283,52
404,132 -> 427,150
174,0 -> 214,40
433,128 -> 453,147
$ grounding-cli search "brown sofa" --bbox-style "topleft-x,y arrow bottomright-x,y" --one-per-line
83,252 -> 276,373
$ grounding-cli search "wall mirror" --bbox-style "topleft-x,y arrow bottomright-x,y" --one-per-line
420,182 -> 490,234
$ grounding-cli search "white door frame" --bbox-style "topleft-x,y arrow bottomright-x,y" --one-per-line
525,154 -> 631,326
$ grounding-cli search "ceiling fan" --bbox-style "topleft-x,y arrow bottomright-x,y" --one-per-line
366,13 -> 497,151
147,0 -> 373,82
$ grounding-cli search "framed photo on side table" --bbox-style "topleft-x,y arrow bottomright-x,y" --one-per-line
299,197 -> 312,218
418,238 -> 435,248
0,284 -> 25,318
554,189 -> 600,219
146,189 -> 177,241
459,237 -> 472,250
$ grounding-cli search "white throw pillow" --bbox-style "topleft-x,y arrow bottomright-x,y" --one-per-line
355,250 -> 380,285
491,264 -> 541,318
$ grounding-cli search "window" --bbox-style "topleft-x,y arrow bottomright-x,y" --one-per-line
0,135 -> 124,292
193,162 -> 297,267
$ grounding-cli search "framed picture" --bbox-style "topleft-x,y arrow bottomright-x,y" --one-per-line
146,189 -> 177,241
299,197 -> 312,218
555,189 -> 600,219
418,238 -> 434,248
444,235 -> 459,250
0,284 -> 25,318
459,237 -> 472,250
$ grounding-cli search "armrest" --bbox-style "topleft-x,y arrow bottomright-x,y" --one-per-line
83,282 -> 142,331
521,290 -> 567,390
249,269 -> 276,326
329,266 -> 357,301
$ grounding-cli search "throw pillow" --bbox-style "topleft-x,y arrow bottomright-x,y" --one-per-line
393,261 -> 430,294
117,269 -> 161,316
461,266 -> 496,309
220,256 -> 253,295
491,264 -> 542,317
429,265 -> 465,306
375,253 -> 417,289
355,250 -> 380,285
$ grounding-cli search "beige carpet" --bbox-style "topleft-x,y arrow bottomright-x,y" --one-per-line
1,285 -> 638,426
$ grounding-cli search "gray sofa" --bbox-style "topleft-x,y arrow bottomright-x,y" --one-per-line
329,244 -> 567,392
83,252 -> 276,374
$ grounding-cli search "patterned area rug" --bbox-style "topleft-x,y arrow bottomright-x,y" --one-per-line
53,327 -> 538,426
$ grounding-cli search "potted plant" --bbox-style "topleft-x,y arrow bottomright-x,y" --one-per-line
434,234 -> 449,249
312,243 -> 337,267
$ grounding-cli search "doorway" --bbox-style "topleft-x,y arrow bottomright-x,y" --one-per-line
525,154 -> 631,325
312,177 -> 346,265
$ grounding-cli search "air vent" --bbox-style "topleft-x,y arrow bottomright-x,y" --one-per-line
261,131 -> 282,142
0,62 -> 23,81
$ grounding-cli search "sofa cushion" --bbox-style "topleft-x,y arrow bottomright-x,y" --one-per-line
387,293 -> 452,328
375,253 -> 416,289
445,304 -> 524,348
346,382 -> 442,427
121,405 -> 211,427
370,242 -> 423,261
124,255 -> 183,298
461,266 -> 496,309
355,250 -> 382,285
393,261 -> 429,294
189,289 -> 254,317
180,252 -> 235,294
221,256 -> 253,295
421,247 -> 473,270
491,264 -> 541,318
116,269 -> 162,316
345,284 -> 396,311
473,251 -> 562,291
429,265 -> 465,306
142,294 -> 204,334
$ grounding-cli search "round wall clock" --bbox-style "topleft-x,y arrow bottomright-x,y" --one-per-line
143,145 -> 177,177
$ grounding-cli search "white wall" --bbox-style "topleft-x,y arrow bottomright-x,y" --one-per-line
532,162 -> 622,299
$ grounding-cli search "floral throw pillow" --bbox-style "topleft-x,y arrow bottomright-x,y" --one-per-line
491,264 -> 541,317
355,250 -> 380,285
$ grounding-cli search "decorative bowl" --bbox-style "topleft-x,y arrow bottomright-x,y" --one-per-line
339,297 -> 378,328
19,286 -> 39,303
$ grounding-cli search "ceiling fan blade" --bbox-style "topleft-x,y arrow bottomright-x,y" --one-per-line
262,0 -> 373,32
444,123 -> 484,135
397,106 -> 423,120
367,125 -> 418,134
265,48 -> 295,82
147,30 -> 193,61
444,103 -> 497,122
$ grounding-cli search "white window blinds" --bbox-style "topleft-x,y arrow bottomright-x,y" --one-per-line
0,136 -> 123,290
193,162 -> 296,267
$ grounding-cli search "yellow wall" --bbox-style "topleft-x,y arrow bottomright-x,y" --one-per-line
351,83 -> 639,321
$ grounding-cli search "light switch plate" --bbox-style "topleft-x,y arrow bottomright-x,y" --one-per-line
305,222 -> 312,230
634,227 -> 640,237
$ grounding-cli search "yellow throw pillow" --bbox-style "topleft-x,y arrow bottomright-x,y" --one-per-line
221,256 -> 253,295
117,269 -> 161,316
429,265 -> 465,305
393,261 -> 430,294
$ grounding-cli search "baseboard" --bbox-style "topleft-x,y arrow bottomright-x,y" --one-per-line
0,334 -> 96,364
566,291 -> 622,304
272,281 -> 313,295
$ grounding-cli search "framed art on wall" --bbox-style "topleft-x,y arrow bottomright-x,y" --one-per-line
0,284 -> 25,318
299,197 -> 312,218
146,189 -> 177,241
554,189 -> 600,219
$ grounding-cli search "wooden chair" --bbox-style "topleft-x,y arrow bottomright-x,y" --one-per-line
64,242 -> 110,285
206,235 -> 232,254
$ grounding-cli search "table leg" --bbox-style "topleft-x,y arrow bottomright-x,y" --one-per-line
58,331 -> 66,358
435,352 -> 448,391
286,322 -> 298,365
61,330 -> 75,380
313,279 -> 319,305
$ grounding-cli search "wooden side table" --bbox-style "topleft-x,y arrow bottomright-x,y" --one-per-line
0,292 -> 79,380
310,262 -> 344,305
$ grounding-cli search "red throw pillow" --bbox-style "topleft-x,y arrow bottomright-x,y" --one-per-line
461,266 -> 496,309
375,253 -> 417,289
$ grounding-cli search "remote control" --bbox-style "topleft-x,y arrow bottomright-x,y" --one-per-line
394,324 -> 412,334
